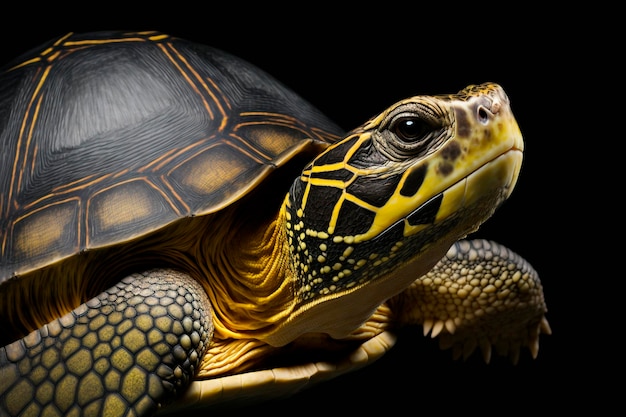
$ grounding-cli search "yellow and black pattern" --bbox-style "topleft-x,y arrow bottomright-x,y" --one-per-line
284,84 -> 523,304
0,269 -> 213,417
0,30 -> 548,417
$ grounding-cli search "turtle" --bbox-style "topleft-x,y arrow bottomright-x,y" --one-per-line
0,31 -> 550,417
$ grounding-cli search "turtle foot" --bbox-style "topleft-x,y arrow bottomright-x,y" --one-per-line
388,238 -> 550,363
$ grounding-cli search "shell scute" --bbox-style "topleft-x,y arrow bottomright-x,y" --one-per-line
0,32 -> 343,280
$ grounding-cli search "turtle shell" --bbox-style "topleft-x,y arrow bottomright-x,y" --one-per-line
0,31 -> 343,281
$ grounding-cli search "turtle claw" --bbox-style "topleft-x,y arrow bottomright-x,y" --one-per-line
433,313 -> 551,364
480,339 -> 493,363
540,317 -> 553,335
430,320 -> 445,338
529,317 -> 551,359
422,318 -> 434,337
423,318 -> 457,339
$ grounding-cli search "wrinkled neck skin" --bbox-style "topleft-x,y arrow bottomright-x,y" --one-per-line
193,201 -> 296,342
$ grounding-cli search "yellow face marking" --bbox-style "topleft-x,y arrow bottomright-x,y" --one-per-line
358,108 -> 522,243
283,83 -> 524,310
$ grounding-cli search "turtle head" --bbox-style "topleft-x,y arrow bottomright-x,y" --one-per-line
269,83 -> 524,345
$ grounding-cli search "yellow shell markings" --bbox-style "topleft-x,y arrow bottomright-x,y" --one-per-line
8,31 -> 227,212
0,33 -> 342,281
236,112 -> 340,156
2,33 -> 235,276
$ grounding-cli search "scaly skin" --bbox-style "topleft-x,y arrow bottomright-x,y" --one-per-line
0,270 -> 213,417
388,239 -> 551,364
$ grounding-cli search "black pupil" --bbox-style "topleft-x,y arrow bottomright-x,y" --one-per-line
395,118 -> 428,141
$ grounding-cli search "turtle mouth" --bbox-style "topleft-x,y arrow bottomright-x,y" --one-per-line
410,145 -> 524,236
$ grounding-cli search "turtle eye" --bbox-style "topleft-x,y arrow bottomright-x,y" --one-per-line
393,117 -> 430,142
374,103 -> 446,161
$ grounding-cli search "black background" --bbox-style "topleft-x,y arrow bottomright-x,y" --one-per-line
0,7 -> 606,415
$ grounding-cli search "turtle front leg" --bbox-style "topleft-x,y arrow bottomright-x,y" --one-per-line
387,239 -> 551,363
0,269 -> 213,417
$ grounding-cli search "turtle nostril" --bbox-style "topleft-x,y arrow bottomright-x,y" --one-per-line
491,99 -> 501,114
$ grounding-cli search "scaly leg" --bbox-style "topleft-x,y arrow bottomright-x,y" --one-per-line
387,239 -> 551,363
0,269 -> 213,417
